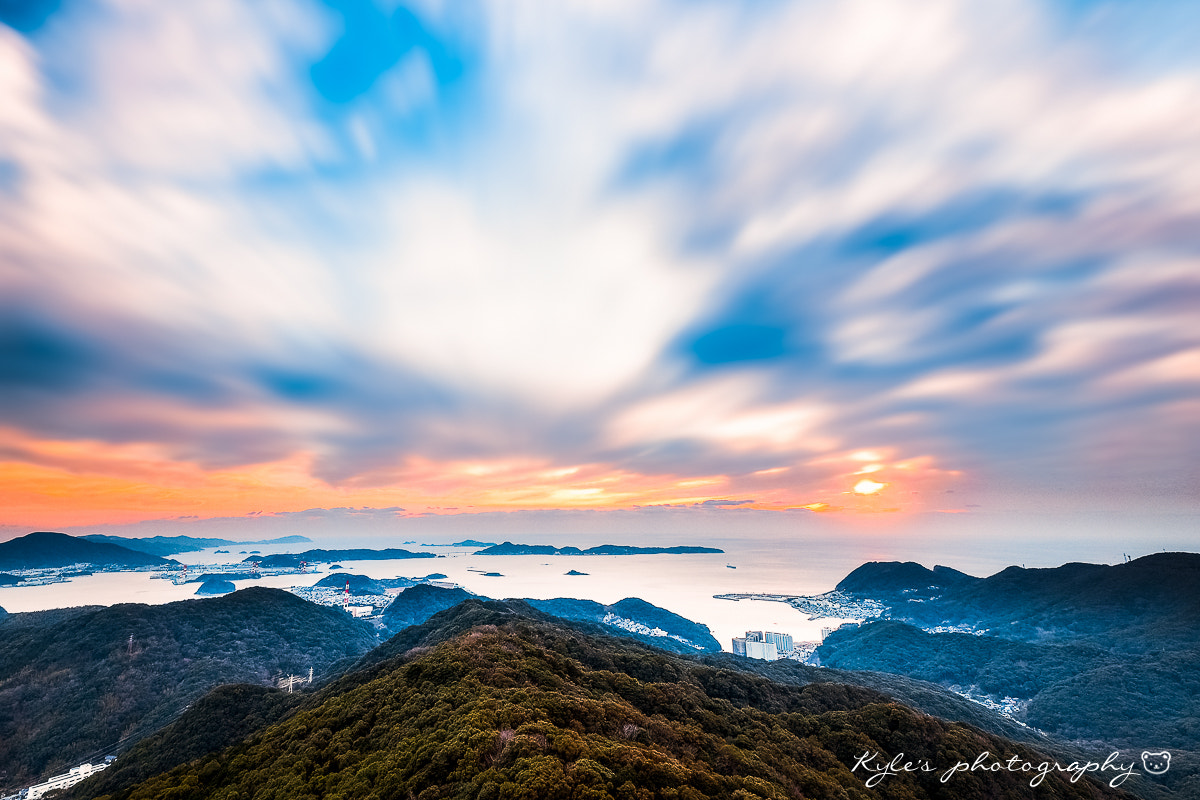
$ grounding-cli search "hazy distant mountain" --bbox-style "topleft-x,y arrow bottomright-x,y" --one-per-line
75,600 -> 1130,800
81,535 -> 312,557
0,532 -> 175,570
474,541 -> 724,556
0,587 -> 378,788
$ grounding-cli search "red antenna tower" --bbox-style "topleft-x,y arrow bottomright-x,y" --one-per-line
343,579 -> 350,606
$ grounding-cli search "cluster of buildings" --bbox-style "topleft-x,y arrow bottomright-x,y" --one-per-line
731,626 -> 851,662
601,612 -> 705,650
285,580 -> 461,620
950,687 -> 1027,722
784,591 -> 887,620
2,759 -> 113,800
285,585 -> 398,617
732,630 -> 797,661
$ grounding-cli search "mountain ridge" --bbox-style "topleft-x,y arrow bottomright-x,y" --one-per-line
73,600 -> 1134,800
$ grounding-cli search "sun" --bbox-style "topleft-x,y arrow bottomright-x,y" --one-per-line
853,478 -> 887,495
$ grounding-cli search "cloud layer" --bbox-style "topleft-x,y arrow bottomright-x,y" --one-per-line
1,0 -> 1198,528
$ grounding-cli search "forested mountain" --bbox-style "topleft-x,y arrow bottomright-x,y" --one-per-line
74,600 -> 1133,800
381,583 -> 474,629
0,587 -> 378,788
819,552 -> 1200,800
838,552 -> 1200,646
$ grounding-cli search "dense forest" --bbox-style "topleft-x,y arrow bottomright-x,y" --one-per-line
0,552 -> 1191,798
839,553 -> 1200,647
77,600 -> 1134,800
817,621 -> 1200,745
0,587 -> 378,787
820,553 -> 1200,800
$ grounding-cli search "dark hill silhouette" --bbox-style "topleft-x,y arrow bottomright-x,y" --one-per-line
194,578 -> 235,595
381,584 -> 473,629
0,532 -> 175,570
312,572 -> 386,595
836,560 -> 979,594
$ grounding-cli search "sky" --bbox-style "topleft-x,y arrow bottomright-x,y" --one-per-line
1,0 -> 1198,543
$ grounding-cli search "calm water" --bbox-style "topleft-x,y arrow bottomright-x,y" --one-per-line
0,528 -> 1167,651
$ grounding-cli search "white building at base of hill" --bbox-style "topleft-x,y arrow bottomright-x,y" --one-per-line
732,630 -> 791,660
13,761 -> 110,800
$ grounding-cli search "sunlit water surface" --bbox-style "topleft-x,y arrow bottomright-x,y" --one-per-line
0,530 -> 1151,651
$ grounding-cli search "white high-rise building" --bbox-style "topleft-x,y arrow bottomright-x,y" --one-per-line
745,639 -> 779,660
761,631 -> 793,653
733,630 -> 791,660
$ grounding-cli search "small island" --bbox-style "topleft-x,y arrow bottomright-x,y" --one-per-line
565,570 -> 588,576
474,542 -> 724,556
194,578 -> 236,596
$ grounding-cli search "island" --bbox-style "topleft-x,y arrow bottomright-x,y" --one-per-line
565,570 -> 588,576
242,548 -> 436,568
194,578 -> 236,596
473,542 -> 724,556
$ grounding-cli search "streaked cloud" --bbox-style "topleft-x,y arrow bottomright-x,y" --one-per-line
1,0 -> 1198,531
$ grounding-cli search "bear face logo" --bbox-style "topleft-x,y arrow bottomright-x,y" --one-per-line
1141,751 -> 1171,775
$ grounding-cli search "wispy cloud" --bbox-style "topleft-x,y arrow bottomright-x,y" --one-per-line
1,0 -> 1198,529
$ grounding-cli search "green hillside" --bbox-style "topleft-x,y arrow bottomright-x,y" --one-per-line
0,587 -> 378,788
80,601 -> 1132,800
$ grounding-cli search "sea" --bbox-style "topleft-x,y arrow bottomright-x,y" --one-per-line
1,522 -> 1178,652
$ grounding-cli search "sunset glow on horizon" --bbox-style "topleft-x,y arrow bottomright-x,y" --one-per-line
0,428 -> 955,528
2,0 -> 1198,541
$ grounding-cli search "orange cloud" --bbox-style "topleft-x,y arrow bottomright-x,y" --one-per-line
0,428 -> 963,529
